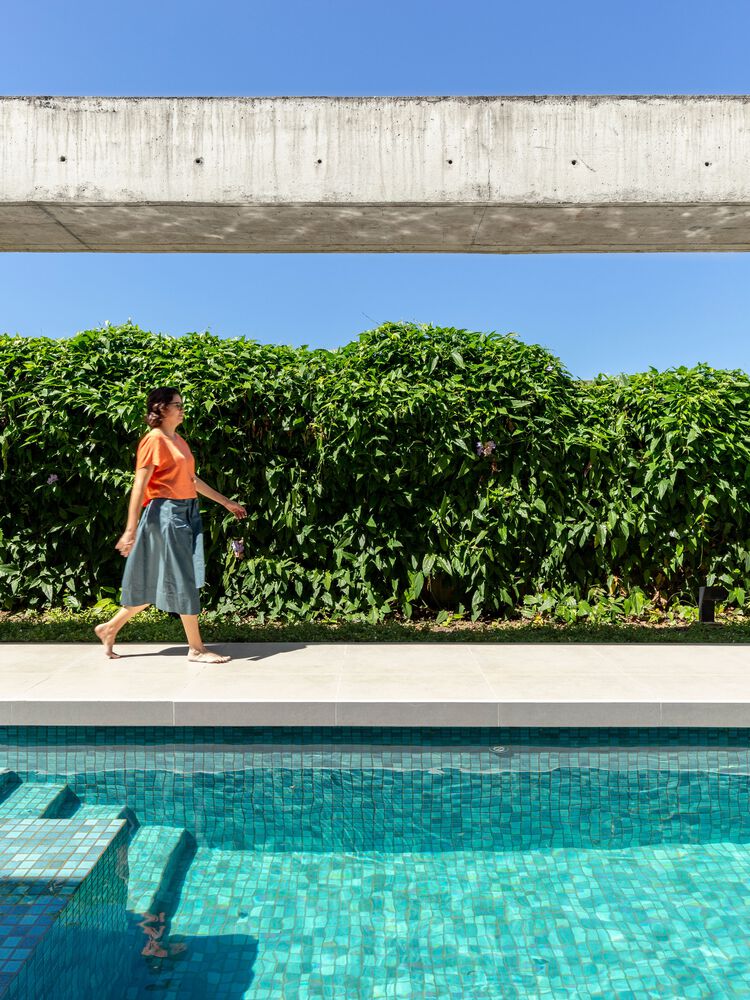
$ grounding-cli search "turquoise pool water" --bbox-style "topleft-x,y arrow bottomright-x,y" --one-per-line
1,727 -> 750,998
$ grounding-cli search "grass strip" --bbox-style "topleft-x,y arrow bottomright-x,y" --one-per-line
2,610 -> 750,644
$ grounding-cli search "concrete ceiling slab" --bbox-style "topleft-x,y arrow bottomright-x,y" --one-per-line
3,96 -> 750,253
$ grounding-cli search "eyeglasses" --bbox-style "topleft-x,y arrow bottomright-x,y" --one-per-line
168,402 -> 185,410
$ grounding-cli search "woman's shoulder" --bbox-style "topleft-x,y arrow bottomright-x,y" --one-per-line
136,429 -> 189,451
136,429 -> 170,455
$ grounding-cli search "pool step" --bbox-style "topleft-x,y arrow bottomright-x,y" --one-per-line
0,769 -> 20,797
126,824 -> 194,915
0,777 -> 193,925
74,801 -> 140,833
0,781 -> 75,818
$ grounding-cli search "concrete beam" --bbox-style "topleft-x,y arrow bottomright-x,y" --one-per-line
2,95 -> 750,253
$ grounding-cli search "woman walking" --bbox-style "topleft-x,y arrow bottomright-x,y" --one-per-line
94,387 -> 247,662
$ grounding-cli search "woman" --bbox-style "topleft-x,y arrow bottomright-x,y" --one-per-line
94,386 -> 247,662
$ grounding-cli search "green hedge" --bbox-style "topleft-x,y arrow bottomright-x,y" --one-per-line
1,322 -> 749,621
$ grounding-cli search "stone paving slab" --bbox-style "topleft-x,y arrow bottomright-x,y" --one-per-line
0,642 -> 748,726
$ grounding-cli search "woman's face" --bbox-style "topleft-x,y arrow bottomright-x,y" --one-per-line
162,394 -> 185,429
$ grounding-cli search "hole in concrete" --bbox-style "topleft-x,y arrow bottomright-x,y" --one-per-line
447,159 -> 453,164
571,159 -> 577,165
317,159 -> 322,164
194,157 -> 203,164
704,161 -> 711,166
59,155 -> 66,162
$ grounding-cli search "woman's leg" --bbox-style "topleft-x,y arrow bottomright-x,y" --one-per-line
94,604 -> 149,658
180,614 -> 231,663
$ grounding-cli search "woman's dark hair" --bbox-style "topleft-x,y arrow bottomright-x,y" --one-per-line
145,387 -> 180,428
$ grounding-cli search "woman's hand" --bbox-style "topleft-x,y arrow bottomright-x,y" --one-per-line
116,529 -> 136,557
194,478 -> 247,519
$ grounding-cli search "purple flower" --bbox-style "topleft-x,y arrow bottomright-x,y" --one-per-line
46,474 -> 59,485
476,440 -> 496,457
231,538 -> 245,559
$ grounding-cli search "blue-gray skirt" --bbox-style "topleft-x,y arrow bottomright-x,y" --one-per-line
120,498 -> 205,615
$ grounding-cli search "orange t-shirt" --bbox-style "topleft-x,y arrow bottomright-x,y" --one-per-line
136,431 -> 198,506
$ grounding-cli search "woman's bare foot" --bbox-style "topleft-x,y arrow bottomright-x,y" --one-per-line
187,647 -> 231,664
94,623 -> 121,659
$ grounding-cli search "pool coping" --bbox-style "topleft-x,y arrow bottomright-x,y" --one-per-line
0,641 -> 748,727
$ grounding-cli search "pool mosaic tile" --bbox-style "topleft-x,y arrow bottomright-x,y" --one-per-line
0,783 -> 73,820
126,840 -> 750,998
1,728 -> 750,997
126,825 -> 193,914
0,817 -> 129,999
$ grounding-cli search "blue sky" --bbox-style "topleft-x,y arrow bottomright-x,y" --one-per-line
2,0 -> 749,378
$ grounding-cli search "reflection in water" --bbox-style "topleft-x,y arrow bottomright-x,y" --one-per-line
138,911 -> 187,961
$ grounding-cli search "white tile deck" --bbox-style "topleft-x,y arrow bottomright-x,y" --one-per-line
0,641 -> 748,726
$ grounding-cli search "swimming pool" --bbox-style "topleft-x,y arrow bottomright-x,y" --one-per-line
1,726 -> 749,998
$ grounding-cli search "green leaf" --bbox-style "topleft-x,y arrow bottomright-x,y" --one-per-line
422,554 -> 437,576
409,571 -> 425,600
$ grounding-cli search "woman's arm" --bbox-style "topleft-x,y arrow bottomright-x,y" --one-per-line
116,465 -> 153,556
194,476 -> 247,519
